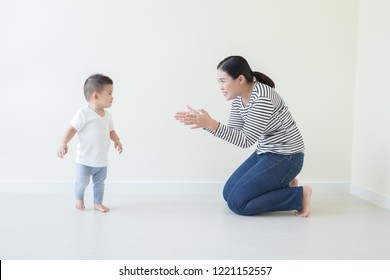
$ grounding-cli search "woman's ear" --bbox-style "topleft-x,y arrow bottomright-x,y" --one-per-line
238,74 -> 246,84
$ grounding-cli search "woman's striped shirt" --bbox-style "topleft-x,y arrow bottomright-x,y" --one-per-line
209,82 -> 305,155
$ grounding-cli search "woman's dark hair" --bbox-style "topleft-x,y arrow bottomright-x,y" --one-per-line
217,56 -> 275,88
84,74 -> 113,101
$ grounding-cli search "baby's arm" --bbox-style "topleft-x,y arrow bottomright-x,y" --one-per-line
57,126 -> 77,158
110,130 -> 123,154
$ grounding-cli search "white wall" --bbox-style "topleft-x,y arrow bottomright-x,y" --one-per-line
351,0 -> 390,208
0,0 -> 358,184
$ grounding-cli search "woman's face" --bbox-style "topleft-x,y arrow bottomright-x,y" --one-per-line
217,69 -> 241,101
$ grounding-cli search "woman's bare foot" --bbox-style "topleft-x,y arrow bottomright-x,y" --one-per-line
94,204 -> 110,213
75,200 -> 85,211
296,186 -> 312,218
289,178 -> 299,187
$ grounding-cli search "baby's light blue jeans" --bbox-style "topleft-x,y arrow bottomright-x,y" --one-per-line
75,163 -> 107,204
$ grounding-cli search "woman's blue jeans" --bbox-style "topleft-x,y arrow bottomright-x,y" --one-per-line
75,163 -> 107,204
223,152 -> 304,215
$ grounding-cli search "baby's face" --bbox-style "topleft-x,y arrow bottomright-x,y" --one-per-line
97,84 -> 114,108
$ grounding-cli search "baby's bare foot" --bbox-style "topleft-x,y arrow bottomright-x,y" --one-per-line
75,200 -> 85,211
94,204 -> 110,213
296,186 -> 312,218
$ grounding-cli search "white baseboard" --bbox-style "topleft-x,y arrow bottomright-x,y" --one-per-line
0,181 -> 223,194
301,181 -> 350,193
350,183 -> 390,211
3,181 -> 388,211
0,180 -> 349,194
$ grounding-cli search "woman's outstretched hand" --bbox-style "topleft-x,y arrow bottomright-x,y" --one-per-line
175,105 -> 219,132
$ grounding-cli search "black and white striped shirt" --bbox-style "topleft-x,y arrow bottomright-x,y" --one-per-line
211,82 -> 305,154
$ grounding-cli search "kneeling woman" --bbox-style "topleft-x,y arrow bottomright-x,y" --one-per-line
175,55 -> 311,217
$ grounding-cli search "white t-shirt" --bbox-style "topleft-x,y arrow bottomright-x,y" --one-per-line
70,105 -> 114,167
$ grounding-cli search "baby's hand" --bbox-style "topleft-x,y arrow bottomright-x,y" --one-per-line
57,144 -> 68,158
114,141 -> 123,154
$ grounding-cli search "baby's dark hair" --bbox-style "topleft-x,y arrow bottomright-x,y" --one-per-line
83,74 -> 113,101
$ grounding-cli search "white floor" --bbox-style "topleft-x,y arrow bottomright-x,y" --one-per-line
1,187 -> 390,260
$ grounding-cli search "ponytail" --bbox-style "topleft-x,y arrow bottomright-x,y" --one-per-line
252,71 -> 275,88
218,56 -> 275,88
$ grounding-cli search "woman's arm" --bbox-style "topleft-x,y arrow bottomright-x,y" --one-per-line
175,106 -> 219,132
175,98 -> 273,149
214,98 -> 273,148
